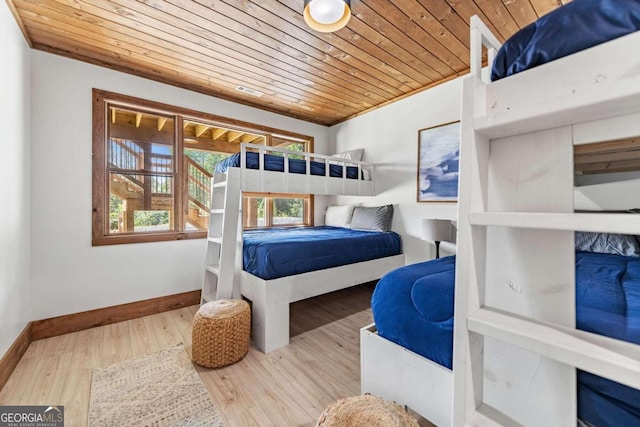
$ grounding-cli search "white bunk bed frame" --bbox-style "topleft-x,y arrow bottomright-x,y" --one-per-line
362,16 -> 640,427
202,142 -> 405,353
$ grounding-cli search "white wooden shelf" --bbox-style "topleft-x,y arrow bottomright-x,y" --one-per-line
469,212 -> 640,235
468,307 -> 640,391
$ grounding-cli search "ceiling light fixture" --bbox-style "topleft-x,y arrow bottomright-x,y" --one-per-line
303,0 -> 351,33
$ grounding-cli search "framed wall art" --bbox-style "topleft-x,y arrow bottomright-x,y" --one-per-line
417,121 -> 460,202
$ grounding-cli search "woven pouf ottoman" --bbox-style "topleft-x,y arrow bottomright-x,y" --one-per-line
316,395 -> 419,427
192,299 -> 251,368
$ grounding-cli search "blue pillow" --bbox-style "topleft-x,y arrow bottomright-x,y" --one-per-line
491,0 -> 640,81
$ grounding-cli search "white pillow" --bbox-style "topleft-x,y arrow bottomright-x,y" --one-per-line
325,205 -> 356,228
329,149 -> 364,164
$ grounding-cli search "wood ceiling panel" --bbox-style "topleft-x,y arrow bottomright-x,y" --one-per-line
501,0 -> 539,27
10,0 -> 566,126
530,0 -> 570,18
193,0 -> 417,94
352,0 -> 459,76
18,1 -> 363,115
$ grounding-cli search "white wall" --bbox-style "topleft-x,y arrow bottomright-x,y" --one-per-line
330,78 -> 463,264
30,51 -> 330,320
0,4 -> 31,356
574,173 -> 640,211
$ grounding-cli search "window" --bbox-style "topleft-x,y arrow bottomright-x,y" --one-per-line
242,194 -> 312,228
241,137 -> 313,229
93,89 -> 313,245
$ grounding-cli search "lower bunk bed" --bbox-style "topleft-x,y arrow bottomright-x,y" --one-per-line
362,251 -> 640,427
238,225 -> 404,352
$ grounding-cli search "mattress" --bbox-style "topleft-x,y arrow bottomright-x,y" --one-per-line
216,151 -> 361,179
242,226 -> 402,280
491,0 -> 640,81
372,252 -> 640,426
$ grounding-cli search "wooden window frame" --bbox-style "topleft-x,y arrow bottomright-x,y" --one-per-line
92,89 -> 314,246
242,192 -> 314,229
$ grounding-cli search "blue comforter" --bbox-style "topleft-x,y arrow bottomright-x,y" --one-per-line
216,152 -> 360,179
372,252 -> 640,426
491,0 -> 640,81
243,226 -> 401,280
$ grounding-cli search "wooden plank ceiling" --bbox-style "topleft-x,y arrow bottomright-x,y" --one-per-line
10,0 -> 568,126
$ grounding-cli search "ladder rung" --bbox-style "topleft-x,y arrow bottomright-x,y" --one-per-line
212,181 -> 227,188
468,307 -> 640,390
468,212 -> 640,235
208,236 -> 223,244
210,208 -> 225,214
205,265 -> 220,276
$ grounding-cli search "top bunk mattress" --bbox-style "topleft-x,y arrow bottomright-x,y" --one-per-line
216,151 -> 361,179
242,226 -> 402,280
491,0 -> 640,81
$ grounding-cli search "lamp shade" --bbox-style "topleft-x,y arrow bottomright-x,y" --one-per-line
304,0 -> 351,33
421,219 -> 451,242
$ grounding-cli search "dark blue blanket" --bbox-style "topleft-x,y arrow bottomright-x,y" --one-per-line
492,0 -> 640,81
372,252 -> 640,426
216,152 -> 360,179
243,226 -> 401,280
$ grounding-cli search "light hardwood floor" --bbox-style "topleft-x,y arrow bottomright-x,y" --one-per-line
0,284 -> 434,426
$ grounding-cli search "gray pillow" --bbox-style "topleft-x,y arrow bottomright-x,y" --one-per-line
350,205 -> 393,232
325,205 -> 355,228
575,232 -> 640,257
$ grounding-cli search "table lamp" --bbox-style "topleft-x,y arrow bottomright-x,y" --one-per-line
421,219 -> 451,259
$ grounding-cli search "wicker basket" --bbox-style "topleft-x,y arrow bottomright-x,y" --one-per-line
192,299 -> 251,368
316,395 -> 419,427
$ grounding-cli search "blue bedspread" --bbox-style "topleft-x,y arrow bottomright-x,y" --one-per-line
243,226 -> 401,280
491,0 -> 640,81
216,152 -> 360,179
372,252 -> 640,426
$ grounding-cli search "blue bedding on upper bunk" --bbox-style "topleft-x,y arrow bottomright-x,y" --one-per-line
372,251 -> 640,426
491,0 -> 640,81
242,226 -> 401,280
215,151 -> 360,179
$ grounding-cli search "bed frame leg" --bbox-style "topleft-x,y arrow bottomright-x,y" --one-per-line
251,287 -> 290,353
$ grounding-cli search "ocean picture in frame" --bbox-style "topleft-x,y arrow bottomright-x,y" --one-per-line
417,121 -> 460,202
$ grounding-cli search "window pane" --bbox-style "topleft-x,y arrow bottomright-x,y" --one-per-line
243,197 -> 266,228
109,173 -> 174,233
269,137 -> 306,160
109,138 -> 174,173
184,149 -> 230,231
273,198 -> 304,225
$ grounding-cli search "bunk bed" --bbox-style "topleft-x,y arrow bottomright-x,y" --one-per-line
202,143 -> 405,353
362,2 -> 640,426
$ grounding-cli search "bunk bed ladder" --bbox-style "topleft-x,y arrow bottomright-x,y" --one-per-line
454,19 -> 640,424
202,168 -> 242,303
454,75 -> 581,426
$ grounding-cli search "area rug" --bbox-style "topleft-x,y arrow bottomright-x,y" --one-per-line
88,345 -> 225,426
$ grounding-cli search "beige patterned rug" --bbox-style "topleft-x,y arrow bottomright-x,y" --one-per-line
88,345 -> 225,426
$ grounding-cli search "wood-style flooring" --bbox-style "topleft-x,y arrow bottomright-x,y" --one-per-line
0,284 -> 433,426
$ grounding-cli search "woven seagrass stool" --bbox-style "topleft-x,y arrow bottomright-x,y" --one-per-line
192,299 -> 251,368
316,395 -> 419,427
